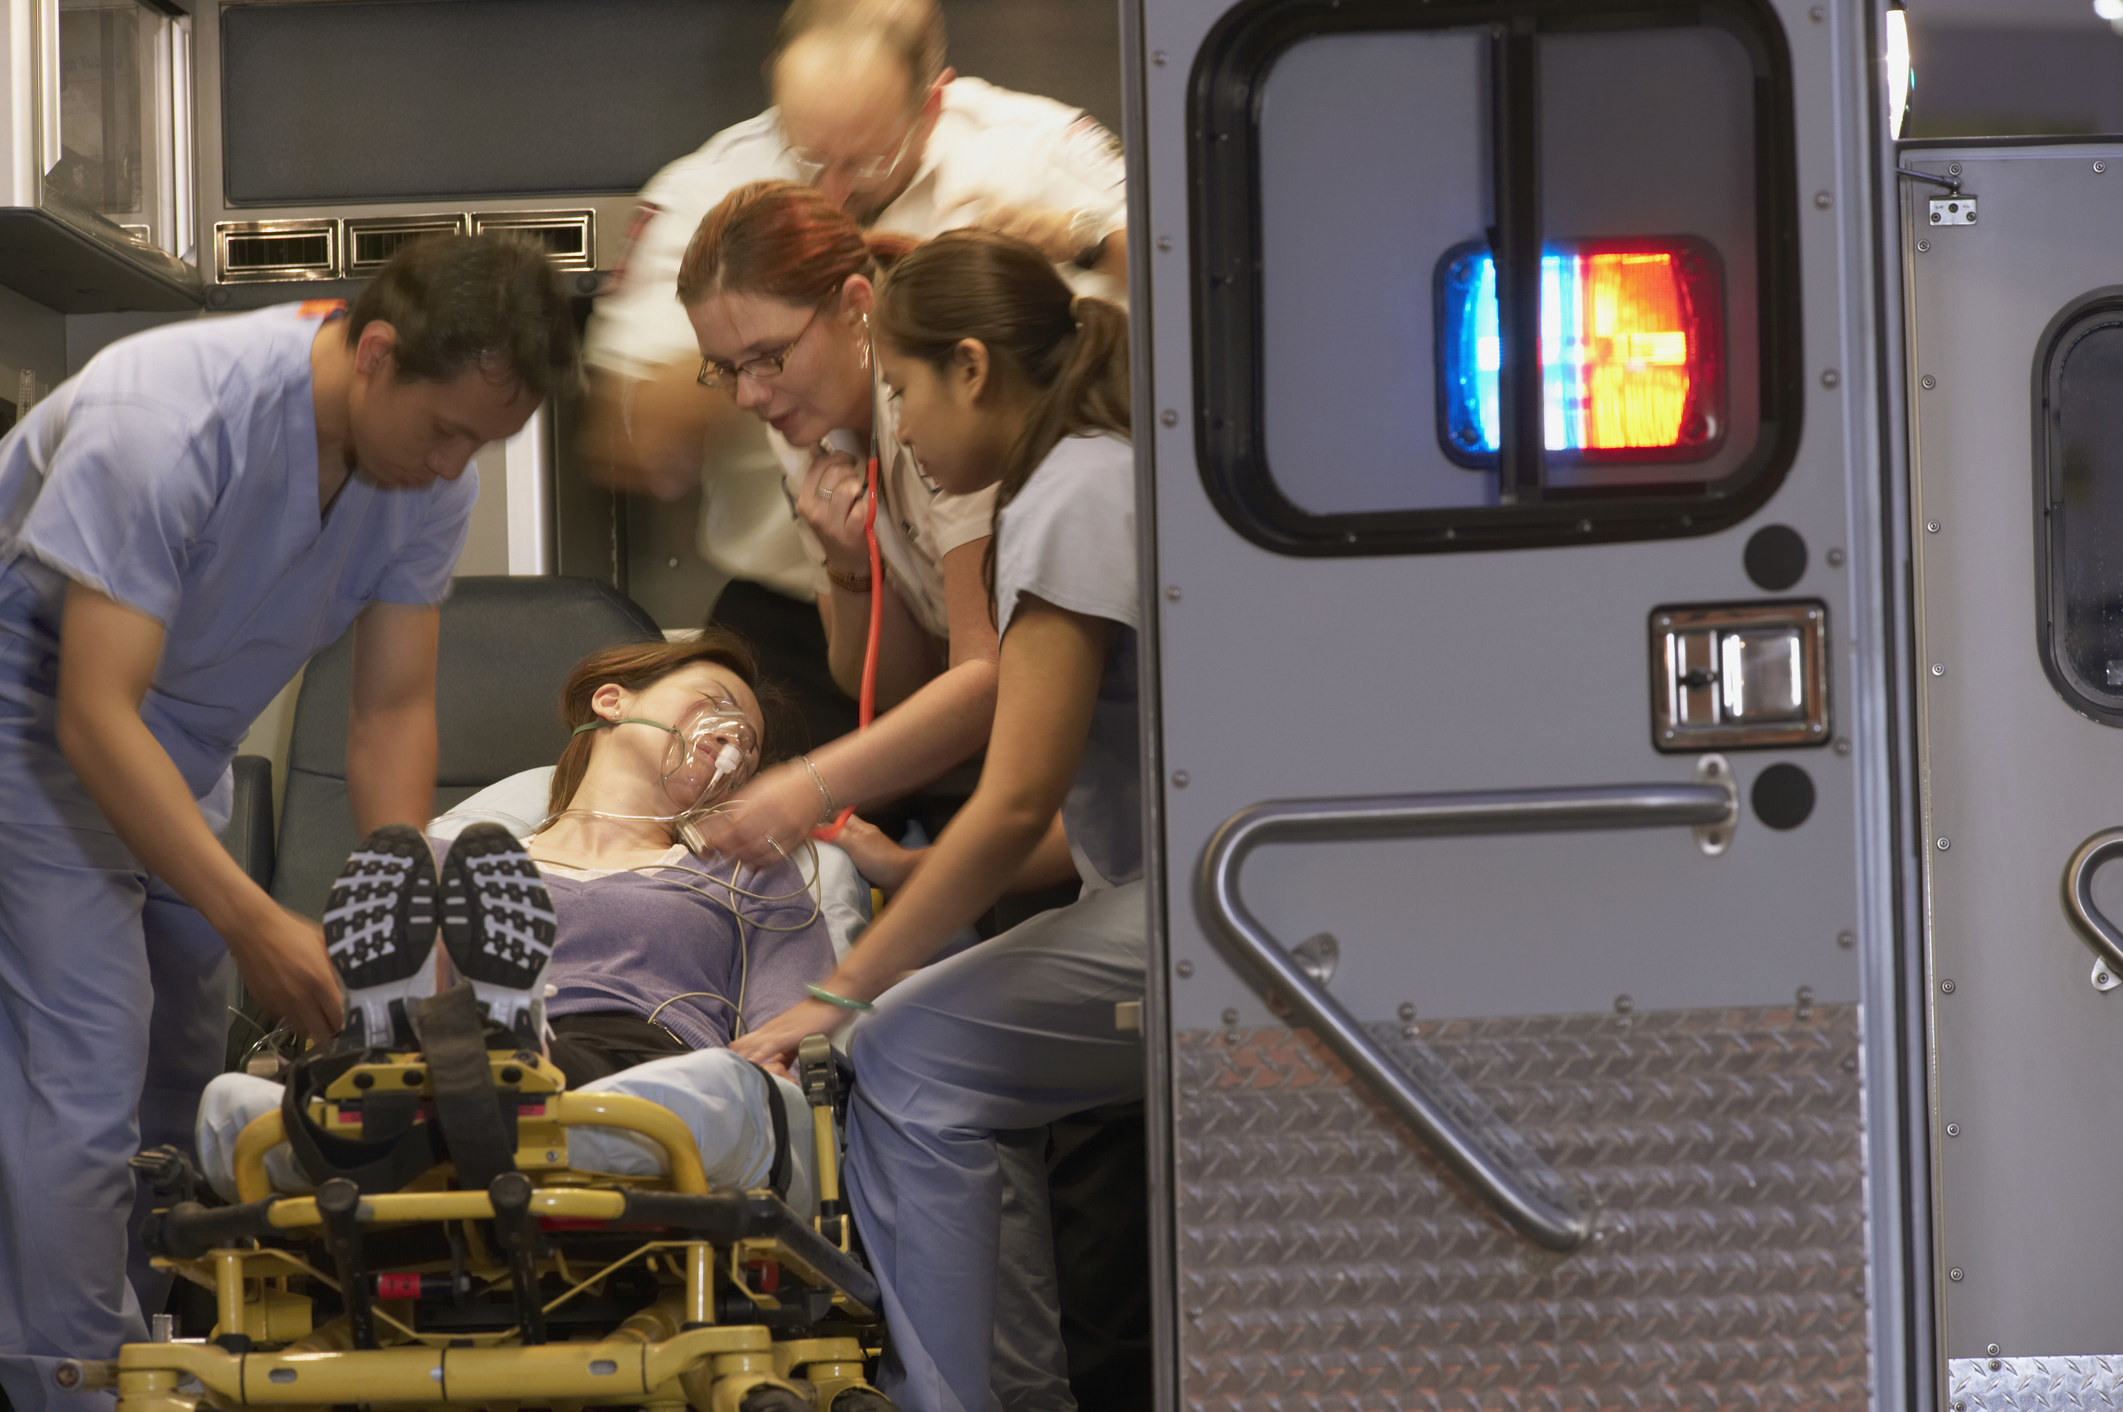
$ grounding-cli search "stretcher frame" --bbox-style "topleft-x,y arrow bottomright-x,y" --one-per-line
71,1038 -> 889,1412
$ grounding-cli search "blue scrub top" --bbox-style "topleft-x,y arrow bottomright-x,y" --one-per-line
0,302 -> 477,828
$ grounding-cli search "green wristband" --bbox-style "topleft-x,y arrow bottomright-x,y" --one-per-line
806,983 -> 877,1014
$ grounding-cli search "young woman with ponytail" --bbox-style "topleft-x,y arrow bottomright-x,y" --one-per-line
676,181 -> 1043,875
729,228 -> 1142,1412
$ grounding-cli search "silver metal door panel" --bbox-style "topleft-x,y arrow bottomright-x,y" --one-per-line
1904,143 -> 2123,1371
1131,0 -> 1909,1407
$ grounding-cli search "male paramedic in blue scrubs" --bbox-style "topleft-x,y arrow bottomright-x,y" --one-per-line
0,234 -> 579,1412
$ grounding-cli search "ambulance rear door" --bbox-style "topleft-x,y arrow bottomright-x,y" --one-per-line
1124,1 -> 1925,1407
1902,138 -> 2123,1411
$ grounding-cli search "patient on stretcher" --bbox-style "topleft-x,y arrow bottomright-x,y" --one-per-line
198,632 -> 837,1212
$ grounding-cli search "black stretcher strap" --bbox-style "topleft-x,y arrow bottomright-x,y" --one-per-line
407,986 -> 518,1190
280,1049 -> 444,1194
743,1057 -> 793,1201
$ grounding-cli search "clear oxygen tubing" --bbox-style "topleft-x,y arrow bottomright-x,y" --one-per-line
810,375 -> 887,844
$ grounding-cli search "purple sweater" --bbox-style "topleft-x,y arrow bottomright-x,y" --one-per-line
532,851 -> 834,1049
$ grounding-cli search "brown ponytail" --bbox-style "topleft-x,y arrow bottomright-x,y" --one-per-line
677,179 -> 910,310
870,229 -> 1130,610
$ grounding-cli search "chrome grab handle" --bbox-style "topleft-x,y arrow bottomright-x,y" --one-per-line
1195,780 -> 1739,1254
2063,828 -> 2123,978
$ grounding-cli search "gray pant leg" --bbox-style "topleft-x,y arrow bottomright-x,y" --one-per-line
843,881 -> 1146,1412
129,882 -> 234,1313
989,1130 -> 1070,1412
0,821 -> 152,1412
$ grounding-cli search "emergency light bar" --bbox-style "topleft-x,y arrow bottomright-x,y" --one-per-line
1437,238 -> 1726,466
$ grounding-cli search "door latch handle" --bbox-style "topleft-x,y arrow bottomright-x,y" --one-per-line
2062,828 -> 2123,990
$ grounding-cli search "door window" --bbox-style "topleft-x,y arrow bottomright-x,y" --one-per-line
1190,0 -> 1799,555
2036,292 -> 2123,723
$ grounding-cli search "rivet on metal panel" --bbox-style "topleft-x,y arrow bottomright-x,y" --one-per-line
1809,4 -> 1824,17
1165,585 -> 1181,602
1171,770 -> 1189,788
1940,978 -> 1957,994
1988,1344 -> 2001,1357
1842,1056 -> 1858,1072
2097,161 -> 2109,174
545,1150 -> 558,1163
1948,163 -> 1963,176
1397,1001 -> 1416,1022
1938,837 -> 1951,851
1152,50 -> 1168,65
1401,1023 -> 1417,1038
1156,235 -> 1172,251
1175,960 -> 1193,979
1927,519 -> 1942,532
1838,929 -> 1856,948
2092,959 -> 2120,992
1949,1267 -> 1964,1281
1613,994 -> 1634,1015
1221,1008 -> 1240,1026
1932,663 -> 1946,677
1834,738 -> 1852,757
1795,985 -> 1815,1021
1655,614 -> 1672,629
1806,608 -> 1820,621
1946,1122 -> 1961,1136
1921,375 -> 1937,390
1917,239 -> 1930,252
1990,1359 -> 2002,1372
1814,191 -> 1833,209
1159,408 -> 1178,427
1826,547 -> 1845,567
1820,369 -> 1839,388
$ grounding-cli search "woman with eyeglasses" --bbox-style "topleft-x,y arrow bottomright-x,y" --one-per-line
675,180 -> 1072,887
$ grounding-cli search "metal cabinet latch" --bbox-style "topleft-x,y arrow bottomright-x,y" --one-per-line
1929,195 -> 1977,226
1650,601 -> 1832,752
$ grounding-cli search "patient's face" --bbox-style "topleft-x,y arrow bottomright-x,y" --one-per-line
608,661 -> 767,807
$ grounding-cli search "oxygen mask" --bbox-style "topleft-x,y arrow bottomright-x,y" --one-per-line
563,692 -> 762,842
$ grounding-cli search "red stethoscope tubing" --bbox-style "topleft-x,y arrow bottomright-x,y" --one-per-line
809,450 -> 882,843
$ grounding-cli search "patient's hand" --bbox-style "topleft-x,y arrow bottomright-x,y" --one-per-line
730,996 -> 851,1073
832,815 -> 920,892
693,762 -> 829,868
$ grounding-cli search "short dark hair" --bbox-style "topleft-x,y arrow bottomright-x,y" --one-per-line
769,0 -> 947,101
345,234 -> 580,400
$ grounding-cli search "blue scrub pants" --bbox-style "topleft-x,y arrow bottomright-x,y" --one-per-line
843,880 -> 1145,1412
0,818 -> 231,1412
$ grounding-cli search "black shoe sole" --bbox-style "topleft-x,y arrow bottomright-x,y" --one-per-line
323,823 -> 439,1047
438,822 -> 556,1043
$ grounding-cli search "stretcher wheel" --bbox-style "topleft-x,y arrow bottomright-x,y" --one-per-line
737,1387 -> 812,1412
829,1389 -> 899,1412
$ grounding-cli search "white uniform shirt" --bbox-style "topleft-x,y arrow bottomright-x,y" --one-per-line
583,76 -> 1125,599
773,386 -> 995,642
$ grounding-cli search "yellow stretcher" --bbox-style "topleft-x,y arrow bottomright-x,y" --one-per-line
64,1037 -> 892,1412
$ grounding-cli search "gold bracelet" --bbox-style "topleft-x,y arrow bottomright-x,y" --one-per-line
799,754 -> 837,825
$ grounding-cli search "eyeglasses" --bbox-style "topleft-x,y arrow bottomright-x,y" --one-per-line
697,306 -> 823,389
782,116 -> 922,188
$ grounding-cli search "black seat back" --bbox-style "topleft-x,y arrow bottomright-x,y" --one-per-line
271,576 -> 661,918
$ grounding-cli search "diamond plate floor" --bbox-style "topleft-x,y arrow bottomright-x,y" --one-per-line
1951,1356 -> 2123,1411
1173,1005 -> 1868,1411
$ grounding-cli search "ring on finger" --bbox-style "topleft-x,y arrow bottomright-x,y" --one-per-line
819,486 -> 834,504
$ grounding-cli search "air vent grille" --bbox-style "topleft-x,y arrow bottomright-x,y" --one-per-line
470,211 -> 595,269
215,221 -> 338,283
345,215 -> 469,275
